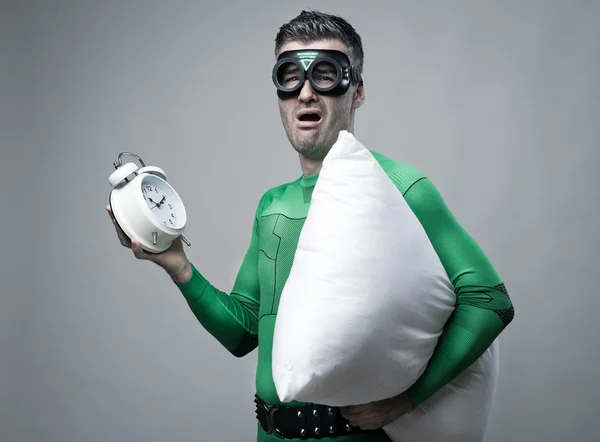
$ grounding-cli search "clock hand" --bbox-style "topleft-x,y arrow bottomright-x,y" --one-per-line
147,197 -> 159,209
157,196 -> 166,207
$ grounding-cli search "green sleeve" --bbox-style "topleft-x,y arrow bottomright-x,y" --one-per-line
175,209 -> 262,358
402,177 -> 515,407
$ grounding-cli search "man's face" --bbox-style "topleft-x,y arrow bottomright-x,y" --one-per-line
276,39 -> 364,160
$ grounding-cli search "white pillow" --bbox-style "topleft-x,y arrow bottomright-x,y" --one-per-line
272,130 -> 456,408
382,340 -> 500,442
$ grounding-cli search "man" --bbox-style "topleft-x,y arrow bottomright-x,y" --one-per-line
107,10 -> 514,442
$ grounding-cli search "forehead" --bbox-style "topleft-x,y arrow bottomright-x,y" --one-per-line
277,39 -> 349,57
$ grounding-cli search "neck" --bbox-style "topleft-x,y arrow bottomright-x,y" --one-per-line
299,154 -> 324,177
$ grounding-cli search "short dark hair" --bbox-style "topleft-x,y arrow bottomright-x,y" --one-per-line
274,10 -> 364,84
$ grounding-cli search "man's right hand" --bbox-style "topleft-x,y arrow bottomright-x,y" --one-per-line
106,205 -> 192,284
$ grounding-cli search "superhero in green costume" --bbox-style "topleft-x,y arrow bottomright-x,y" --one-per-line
168,11 -> 515,441
103,11 -> 515,441
176,151 -> 514,441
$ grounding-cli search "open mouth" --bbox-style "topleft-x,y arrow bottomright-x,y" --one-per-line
298,113 -> 321,122
296,109 -> 323,126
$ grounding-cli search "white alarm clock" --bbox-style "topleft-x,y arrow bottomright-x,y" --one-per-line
108,152 -> 191,253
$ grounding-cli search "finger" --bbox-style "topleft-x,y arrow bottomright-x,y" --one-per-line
341,412 -> 360,425
108,214 -> 131,247
114,223 -> 130,246
117,232 -> 132,248
340,406 -> 362,418
106,205 -> 118,220
131,239 -> 149,259
346,415 -> 377,431
131,239 -> 161,262
347,418 -> 361,428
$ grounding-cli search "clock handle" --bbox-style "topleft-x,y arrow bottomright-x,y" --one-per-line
114,152 -> 146,169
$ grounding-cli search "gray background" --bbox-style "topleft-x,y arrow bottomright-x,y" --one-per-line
2,0 -> 599,441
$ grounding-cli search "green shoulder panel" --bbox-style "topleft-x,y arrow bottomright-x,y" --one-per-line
370,150 -> 427,195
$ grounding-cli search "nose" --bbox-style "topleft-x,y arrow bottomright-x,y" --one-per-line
297,79 -> 318,103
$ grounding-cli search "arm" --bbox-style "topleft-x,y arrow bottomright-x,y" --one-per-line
402,177 -> 515,407
175,212 -> 262,358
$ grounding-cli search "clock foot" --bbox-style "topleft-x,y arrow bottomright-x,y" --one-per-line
180,235 -> 191,247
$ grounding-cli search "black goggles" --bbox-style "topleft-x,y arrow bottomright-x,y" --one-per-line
272,49 -> 361,98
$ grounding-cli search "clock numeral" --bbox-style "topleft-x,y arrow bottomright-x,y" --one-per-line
169,219 -> 173,225
168,203 -> 173,209
170,212 -> 175,218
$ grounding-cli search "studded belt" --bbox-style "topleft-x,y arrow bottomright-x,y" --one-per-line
254,393 -> 372,439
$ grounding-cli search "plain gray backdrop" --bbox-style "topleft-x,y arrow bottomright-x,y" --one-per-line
2,0 -> 599,441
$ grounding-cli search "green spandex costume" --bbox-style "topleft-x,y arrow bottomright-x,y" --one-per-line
176,152 -> 515,441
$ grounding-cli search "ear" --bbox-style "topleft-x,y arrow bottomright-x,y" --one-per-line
351,82 -> 365,110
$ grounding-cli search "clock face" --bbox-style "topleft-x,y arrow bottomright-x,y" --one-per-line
140,175 -> 185,229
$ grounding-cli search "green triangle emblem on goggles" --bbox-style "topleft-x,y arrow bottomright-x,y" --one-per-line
297,52 -> 319,69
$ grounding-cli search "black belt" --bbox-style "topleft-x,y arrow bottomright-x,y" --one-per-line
254,393 -> 372,439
